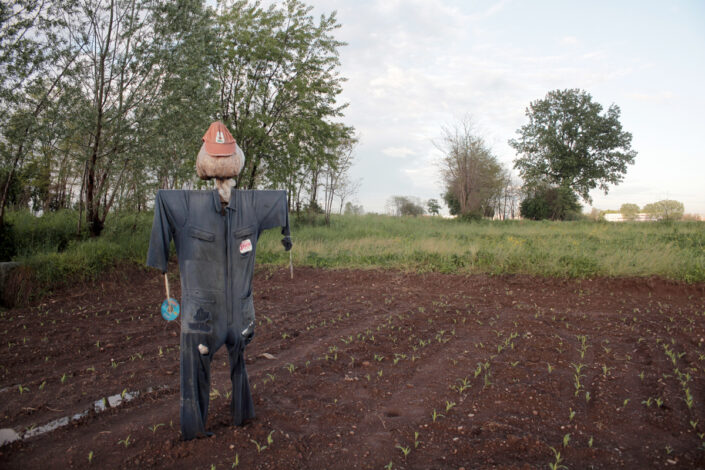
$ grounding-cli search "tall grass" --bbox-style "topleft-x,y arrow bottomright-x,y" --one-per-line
6,210 -> 153,288
5,210 -> 705,294
257,214 -> 705,282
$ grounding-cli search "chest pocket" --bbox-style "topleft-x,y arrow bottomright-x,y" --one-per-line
189,226 -> 215,242
234,225 -> 255,256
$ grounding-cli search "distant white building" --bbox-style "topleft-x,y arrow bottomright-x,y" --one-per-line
604,213 -> 656,222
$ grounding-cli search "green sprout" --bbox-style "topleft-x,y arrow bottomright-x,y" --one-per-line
548,446 -> 567,470
149,423 -> 164,433
118,435 -> 132,447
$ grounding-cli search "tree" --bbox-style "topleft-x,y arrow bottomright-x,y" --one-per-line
643,200 -> 684,221
426,198 -> 441,216
519,185 -> 582,221
321,134 -> 358,225
437,119 -> 507,219
214,0 -> 350,191
620,203 -> 640,221
343,201 -> 363,215
387,196 -> 425,217
509,89 -> 637,203
0,0 -> 74,226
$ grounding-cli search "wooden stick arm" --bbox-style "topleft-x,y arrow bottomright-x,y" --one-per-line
163,273 -> 170,300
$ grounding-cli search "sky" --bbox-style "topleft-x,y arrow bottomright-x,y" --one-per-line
299,0 -> 705,215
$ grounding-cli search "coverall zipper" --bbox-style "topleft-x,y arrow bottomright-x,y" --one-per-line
225,203 -> 231,327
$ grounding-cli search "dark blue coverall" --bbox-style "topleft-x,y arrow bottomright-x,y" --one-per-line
146,189 -> 291,440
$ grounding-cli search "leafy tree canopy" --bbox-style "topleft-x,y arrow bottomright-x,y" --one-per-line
387,196 -> 425,217
643,200 -> 684,221
426,198 -> 441,216
509,89 -> 637,203
619,203 -> 640,220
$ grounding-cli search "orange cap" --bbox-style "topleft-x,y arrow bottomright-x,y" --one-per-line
202,121 -> 236,156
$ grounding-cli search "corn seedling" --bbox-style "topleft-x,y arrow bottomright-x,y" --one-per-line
39,380 -> 46,390
563,433 -> 570,448
18,384 -> 28,394
431,409 -> 444,422
685,388 -> 694,409
285,363 -> 296,374
568,408 -> 576,422
384,461 -> 393,470
588,436 -> 594,448
445,401 -> 456,412
576,334 -> 589,358
454,377 -> 471,394
250,431 -> 274,453
396,444 -> 411,458
118,435 -> 132,447
88,451 -> 94,464
414,431 -> 421,448
60,373 -> 67,384
572,363 -> 585,396
642,397 -> 653,408
548,447 -> 567,470
547,363 -> 554,373
149,423 -> 164,433
690,420 -> 698,430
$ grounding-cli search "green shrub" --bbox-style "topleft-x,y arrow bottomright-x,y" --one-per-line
520,186 -> 582,220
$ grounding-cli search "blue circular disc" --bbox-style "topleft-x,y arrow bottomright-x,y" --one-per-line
161,298 -> 180,321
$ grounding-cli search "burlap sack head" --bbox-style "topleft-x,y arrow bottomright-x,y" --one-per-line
196,143 -> 245,180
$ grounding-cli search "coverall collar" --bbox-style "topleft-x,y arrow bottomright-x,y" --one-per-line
211,188 -> 237,212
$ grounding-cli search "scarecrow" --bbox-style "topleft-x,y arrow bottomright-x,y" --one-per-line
147,121 -> 291,440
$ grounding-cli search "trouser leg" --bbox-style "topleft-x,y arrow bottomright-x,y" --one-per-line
227,335 -> 255,425
180,332 -> 212,440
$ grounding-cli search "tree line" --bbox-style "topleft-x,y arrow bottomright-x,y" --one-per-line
0,0 -> 356,236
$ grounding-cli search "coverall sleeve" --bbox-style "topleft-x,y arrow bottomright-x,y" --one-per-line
256,190 -> 292,250
146,190 -> 187,273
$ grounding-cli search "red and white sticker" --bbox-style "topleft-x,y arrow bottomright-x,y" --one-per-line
239,239 -> 252,254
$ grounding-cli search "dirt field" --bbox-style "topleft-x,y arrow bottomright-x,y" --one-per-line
1,265 -> 704,469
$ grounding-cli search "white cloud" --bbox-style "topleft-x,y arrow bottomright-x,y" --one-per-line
382,146 -> 416,158
627,91 -> 675,103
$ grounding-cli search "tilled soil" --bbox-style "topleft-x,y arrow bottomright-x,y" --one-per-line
1,265 -> 704,469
